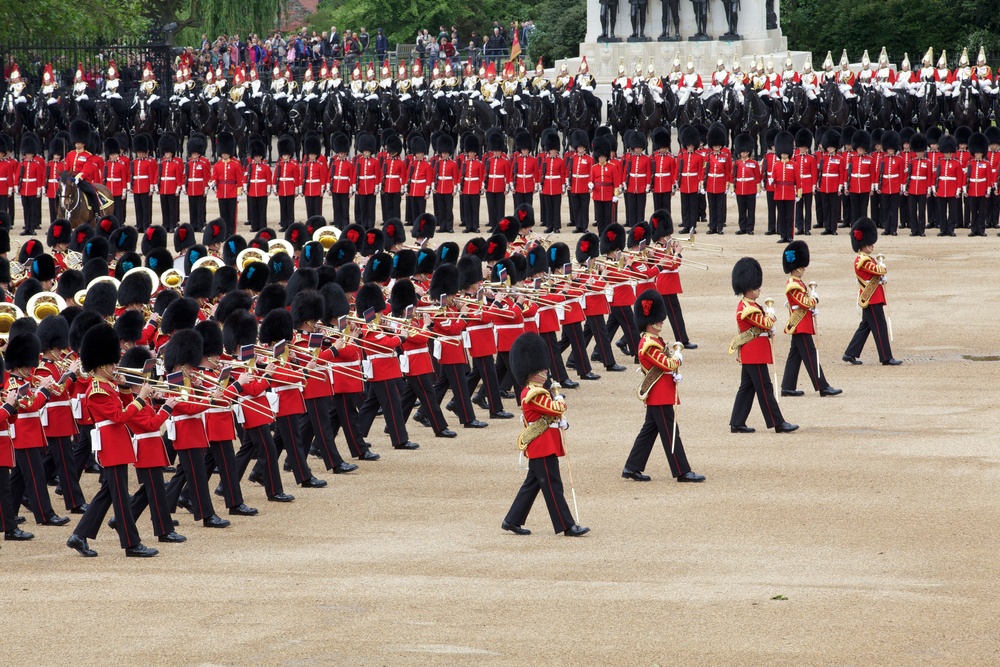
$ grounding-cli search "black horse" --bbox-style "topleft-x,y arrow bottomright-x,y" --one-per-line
951,79 -> 982,131
93,99 -> 120,146
632,80 -> 664,140
524,94 -> 554,151
677,91 -> 705,127
607,85 -> 632,144
2,91 -> 26,157
704,84 -> 742,143
916,82 -> 941,132
562,87 -> 596,147
31,96 -> 57,151
322,92 -> 348,153
786,84 -> 817,134
455,94 -> 497,148
742,87 -> 772,156
823,80 -> 850,129
259,94 -> 285,160
380,90 -> 410,139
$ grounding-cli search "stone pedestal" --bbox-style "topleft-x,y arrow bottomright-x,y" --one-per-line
562,0 -> 807,83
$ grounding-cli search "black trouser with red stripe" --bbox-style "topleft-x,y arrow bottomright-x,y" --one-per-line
624,192 -> 646,228
46,435 -> 86,511
575,314 -> 617,369
305,195 -> 323,219
607,305 -> 641,356
775,198 -> 794,239
485,191 -> 505,229
818,192 -> 839,233
662,293 -> 690,345
278,195 -> 296,229
358,379 -> 410,447
330,394 -> 369,458
331,193 -> 350,227
381,192 -> 401,222
247,196 -> 268,232
880,192 -> 900,235
569,193 -> 590,232
130,467 -> 173,536
21,195 -> 41,233
401,374 -> 450,433
737,194 -> 756,232
967,196 -> 987,235
355,194 -> 376,229
10,447 -> 55,524
269,414 -> 312,483
782,333 -> 830,392
505,454 -> 575,534
429,362 -> 478,425
513,191 -> 533,210
466,355 -> 506,415
625,403 -> 691,478
188,194 -> 206,230
909,194 -> 927,235
730,363 -> 785,429
302,396 -> 347,469
165,447 -> 216,521
133,192 -> 153,230
74,464 -> 140,548
540,331 -> 570,383
844,303 -> 893,363
558,322 -> 592,376
433,193 -> 454,231
540,193 -> 561,231
0,466 -> 17,533
218,197 -> 238,232
206,439 -> 243,508
160,193 -> 180,231
460,193 -> 480,231
240,425 -> 284,498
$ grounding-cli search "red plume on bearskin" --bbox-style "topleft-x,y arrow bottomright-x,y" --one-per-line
499,218 -> 509,231
347,229 -> 360,243
633,226 -> 645,241
642,299 -> 652,316
487,241 -> 497,255
579,240 -> 589,253
385,222 -> 396,239
607,230 -> 617,242
517,208 -> 527,221
100,217 -> 112,232
367,231 -> 377,246
178,227 -> 187,241
259,229 -> 274,241
212,222 -> 222,237
853,229 -> 863,241
290,228 -> 300,243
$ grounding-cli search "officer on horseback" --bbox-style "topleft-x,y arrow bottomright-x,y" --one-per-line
38,64 -> 59,109
71,63 -> 95,114
66,119 -> 103,214
247,64 -> 266,112
573,57 -> 602,120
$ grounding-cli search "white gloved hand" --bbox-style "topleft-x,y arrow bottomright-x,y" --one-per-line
588,182 -> 594,191
558,417 -> 569,430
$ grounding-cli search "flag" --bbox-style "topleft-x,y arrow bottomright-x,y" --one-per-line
509,26 -> 521,63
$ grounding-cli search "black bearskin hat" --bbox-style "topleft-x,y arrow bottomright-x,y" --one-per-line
383,218 -> 406,246
83,281 -> 117,318
285,269 -> 318,306
144,247 -> 173,277
600,223 -> 626,254
114,252 -> 143,281
852,129 -> 872,152
160,297 -> 200,334
413,212 -> 436,239
112,226 -> 138,254
334,263 -> 362,293
782,240 -> 810,274
457,255 -> 484,291
679,125 -> 700,149
284,222 -> 308,250
651,126 -> 671,151
195,320 -> 224,357
321,283 -> 350,322
214,290 -> 252,325
37,315 -> 70,351
541,128 -> 560,152
510,332 -> 549,386
435,241 -> 459,266
390,249 -> 417,279
390,279 -> 418,318
82,236 -> 110,264
326,239 -> 357,267
627,221 -> 651,248
463,237 -> 487,260
524,245 -> 549,277
734,133 -> 755,156
259,309 -> 294,345
140,225 -> 168,255
415,247 -> 436,275
184,266 -> 214,300
496,215 -> 520,242
217,131 -> 237,156
547,242 -> 570,271
267,252 -> 294,283
575,233 -> 600,264
47,220 -> 72,247
795,128 -> 813,150
68,310 -> 103,352
29,254 -> 56,282
79,325 -> 119,373
292,290 -> 325,327
255,283 -> 287,317
354,282 -> 386,316
491,257 -> 518,285
117,270 -> 153,307
731,257 -> 763,295
56,270 -> 85,301
356,132 -> 376,154
153,289 -> 180,317
237,262 -> 269,292
187,132 -> 208,157
300,241 -> 324,269
213,265 -> 238,296
223,309 -> 258,354
203,219 -> 227,247
707,124 -> 728,148
774,131 -> 794,157
163,328 -> 203,370
363,252 -> 392,283
485,234 -> 507,262
968,132 -> 989,157
222,234 -> 247,266
881,130 -> 901,153
633,289 -> 668,331
850,217 -> 878,252
649,209 -> 674,240
429,263 -> 459,300
114,310 -> 146,345
361,228 -> 385,257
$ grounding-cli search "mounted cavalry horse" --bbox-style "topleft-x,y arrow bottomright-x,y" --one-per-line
58,173 -> 114,228
3,90 -> 27,155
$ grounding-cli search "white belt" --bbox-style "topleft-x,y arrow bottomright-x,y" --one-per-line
173,414 -> 203,422
0,430 -> 7,437
971,178 -> 986,183
46,400 -> 71,408
92,419 -> 114,452
366,352 -> 396,360
162,176 -> 177,180
495,324 -> 522,331
19,411 -> 41,419
205,407 -> 230,414
131,431 -> 161,456
358,175 -> 376,179
736,177 -> 756,182
466,324 -> 493,332
274,384 -> 303,392
278,177 -> 297,181
189,178 -> 205,182
488,174 -> 505,179
250,179 -> 267,183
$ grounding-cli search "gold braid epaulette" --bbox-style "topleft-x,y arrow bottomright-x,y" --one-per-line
728,327 -> 766,354
89,379 -> 108,396
516,387 -> 557,451
637,338 -> 666,403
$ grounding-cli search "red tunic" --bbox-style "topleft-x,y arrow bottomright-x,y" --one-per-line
104,157 -> 129,197
229,376 -> 273,429
654,248 -> 682,295
329,342 -> 364,394
855,252 -> 886,306
565,153 -> 593,194
622,152 -> 652,194
269,362 -> 306,416
676,150 -> 706,194
520,384 -> 566,459
246,161 -> 273,197
0,403 -> 16,467
733,158 -> 762,196
399,323 -> 435,376
638,335 -> 679,406
538,153 -> 566,195
492,295 -> 525,352
354,156 -> 381,195
735,298 -> 774,365
878,154 -> 906,195
212,159 -> 245,199
381,156 -> 407,194
794,153 -> 818,194
407,159 -> 434,197
590,162 -> 620,202
301,159 -> 328,197
19,156 -> 45,197
651,151 -> 676,194
167,393 -> 210,450
273,158 -> 301,197
36,361 -> 77,438
46,159 -> 65,199
131,157 -> 158,194
186,156 -> 212,197
359,329 -> 402,381
433,157 -> 459,195
967,158 -> 993,197
784,277 -> 816,336
705,149 -> 733,194
9,374 -> 50,450
202,368 -> 237,442
935,157 -> 966,198
512,153 -> 540,194
847,154 -> 875,194
431,308 -> 468,364
459,156 -> 484,195
817,153 -> 846,194
906,156 -> 932,196
86,379 -> 142,467
127,403 -> 171,468
158,157 -> 184,195
483,153 -> 511,193
770,159 -> 797,201
329,156 -> 355,195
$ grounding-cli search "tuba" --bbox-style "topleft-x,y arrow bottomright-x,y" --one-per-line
312,225 -> 340,251
235,247 -> 269,271
0,303 -> 24,338
160,268 -> 185,291
191,256 -> 224,272
26,291 -> 67,322
268,239 -> 295,257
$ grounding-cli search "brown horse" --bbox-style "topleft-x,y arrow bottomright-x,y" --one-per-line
58,173 -> 114,229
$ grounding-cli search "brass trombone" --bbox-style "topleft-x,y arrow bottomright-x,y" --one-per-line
671,231 -> 724,252
622,247 -> 710,271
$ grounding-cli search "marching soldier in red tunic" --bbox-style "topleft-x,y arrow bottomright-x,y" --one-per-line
405,135 -> 433,225
502,333 -> 589,537
301,134 -> 328,220
329,133 -> 355,228
483,130 -> 511,230
816,130 -> 845,235
964,132 -> 992,237
66,324 -> 159,558
778,241 -> 842,398
622,289 -> 705,483
432,135 -> 459,233
905,133 -> 932,237
565,130 -> 593,233
380,134 -> 407,223
354,133 -> 380,229
650,127 -> 676,215
459,134 -> 485,232
728,257 -> 798,434
793,128 -> 817,236
130,133 -> 157,231
103,137 -> 130,225
245,138 -> 272,232
704,125 -> 732,234
273,135 -> 301,231
18,133 -> 45,235
843,218 -> 902,366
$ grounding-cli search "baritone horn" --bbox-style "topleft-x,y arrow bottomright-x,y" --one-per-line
268,239 -> 295,257
191,256 -> 224,272
26,291 -> 67,322
235,247 -> 269,271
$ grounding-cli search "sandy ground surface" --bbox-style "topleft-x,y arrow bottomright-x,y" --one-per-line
3,193 -> 1000,667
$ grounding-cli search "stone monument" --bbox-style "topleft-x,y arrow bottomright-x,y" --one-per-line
560,0 -> 809,83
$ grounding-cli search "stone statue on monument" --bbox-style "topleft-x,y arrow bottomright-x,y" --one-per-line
766,0 -> 777,29
629,0 -> 648,40
722,0 -> 740,37
599,0 -> 620,41
660,0 -> 680,40
691,0 -> 709,38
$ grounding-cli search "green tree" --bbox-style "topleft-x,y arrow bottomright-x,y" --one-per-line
144,0 -> 286,45
1,0 -> 149,45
